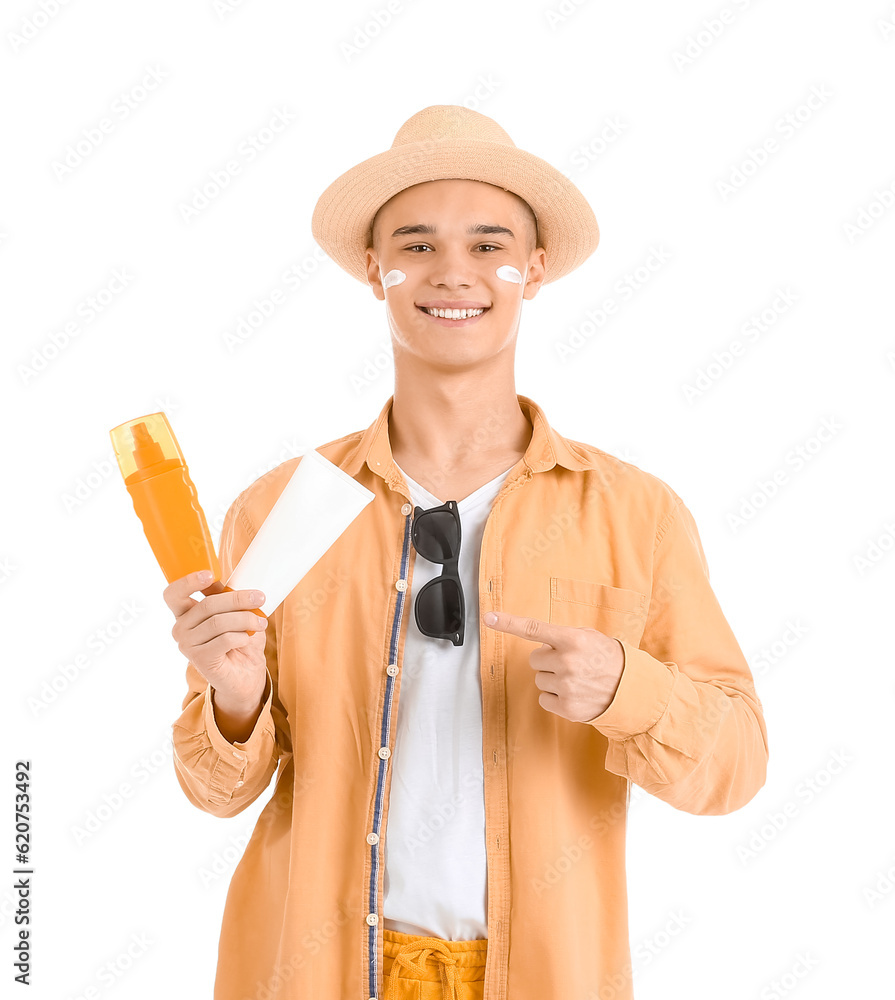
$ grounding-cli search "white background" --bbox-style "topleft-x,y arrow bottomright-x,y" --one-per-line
4,0 -> 894,997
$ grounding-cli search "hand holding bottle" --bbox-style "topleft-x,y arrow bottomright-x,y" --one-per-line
165,570 -> 269,731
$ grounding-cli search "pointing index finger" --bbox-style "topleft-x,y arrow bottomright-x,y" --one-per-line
483,611 -> 568,647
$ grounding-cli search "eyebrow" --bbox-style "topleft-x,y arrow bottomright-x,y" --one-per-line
389,223 -> 516,240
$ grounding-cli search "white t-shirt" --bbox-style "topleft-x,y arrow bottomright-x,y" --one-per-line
383,461 -> 515,941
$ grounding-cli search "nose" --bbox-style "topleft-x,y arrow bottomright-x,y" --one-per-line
426,244 -> 477,289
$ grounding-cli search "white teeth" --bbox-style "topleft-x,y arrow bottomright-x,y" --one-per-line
423,307 -> 485,319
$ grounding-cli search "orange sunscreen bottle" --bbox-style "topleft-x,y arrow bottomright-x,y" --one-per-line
109,412 -> 264,634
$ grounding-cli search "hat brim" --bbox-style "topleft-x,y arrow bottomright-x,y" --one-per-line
311,139 -> 600,286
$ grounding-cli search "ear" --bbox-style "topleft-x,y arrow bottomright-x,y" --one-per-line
522,248 -> 547,300
365,249 -> 386,301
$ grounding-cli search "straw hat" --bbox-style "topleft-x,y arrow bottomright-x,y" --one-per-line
311,105 -> 600,286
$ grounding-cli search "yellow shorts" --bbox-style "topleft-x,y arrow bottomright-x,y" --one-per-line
382,928 -> 488,1000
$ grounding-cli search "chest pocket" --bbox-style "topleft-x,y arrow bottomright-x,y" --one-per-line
549,577 -> 649,647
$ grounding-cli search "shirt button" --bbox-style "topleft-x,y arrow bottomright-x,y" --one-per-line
378,746 -> 390,760
235,780 -> 244,787
401,503 -> 412,515
366,913 -> 379,926
395,579 -> 407,592
386,664 -> 398,677
232,751 -> 244,759
367,832 -> 379,845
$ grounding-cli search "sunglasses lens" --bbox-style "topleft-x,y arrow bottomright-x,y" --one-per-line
417,578 -> 463,635
413,510 -> 459,562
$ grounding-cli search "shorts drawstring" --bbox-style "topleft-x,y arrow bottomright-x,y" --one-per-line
385,936 -> 463,1000
382,929 -> 487,1000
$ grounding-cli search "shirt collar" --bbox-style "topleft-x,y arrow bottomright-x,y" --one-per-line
341,393 -> 595,485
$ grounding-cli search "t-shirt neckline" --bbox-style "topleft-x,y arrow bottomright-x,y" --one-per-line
395,461 -> 516,511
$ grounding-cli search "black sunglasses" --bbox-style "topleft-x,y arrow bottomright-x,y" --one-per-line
410,499 -> 465,646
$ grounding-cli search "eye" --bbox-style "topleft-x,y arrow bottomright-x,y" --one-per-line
404,244 -> 432,252
476,244 -> 502,252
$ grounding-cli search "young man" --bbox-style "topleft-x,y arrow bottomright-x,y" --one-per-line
167,106 -> 769,1000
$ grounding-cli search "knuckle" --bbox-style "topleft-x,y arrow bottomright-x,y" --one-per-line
521,617 -> 540,639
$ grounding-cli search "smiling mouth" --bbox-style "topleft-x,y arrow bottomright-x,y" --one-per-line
417,306 -> 490,321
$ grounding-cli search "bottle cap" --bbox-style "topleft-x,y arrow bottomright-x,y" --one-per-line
110,412 -> 184,481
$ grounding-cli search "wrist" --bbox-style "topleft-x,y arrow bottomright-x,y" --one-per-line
211,676 -> 269,743
212,690 -> 261,720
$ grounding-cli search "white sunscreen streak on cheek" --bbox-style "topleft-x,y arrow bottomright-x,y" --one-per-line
382,269 -> 406,289
496,265 -> 523,284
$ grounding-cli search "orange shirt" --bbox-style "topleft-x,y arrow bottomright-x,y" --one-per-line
172,393 -> 768,999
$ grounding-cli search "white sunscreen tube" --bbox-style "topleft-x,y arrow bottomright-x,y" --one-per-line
226,450 -> 375,617
382,269 -> 406,288
496,265 -> 523,284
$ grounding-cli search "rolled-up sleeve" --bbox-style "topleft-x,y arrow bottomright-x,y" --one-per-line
587,496 -> 769,816
171,490 -> 291,818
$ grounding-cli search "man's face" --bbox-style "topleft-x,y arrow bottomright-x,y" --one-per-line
364,179 -> 546,367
